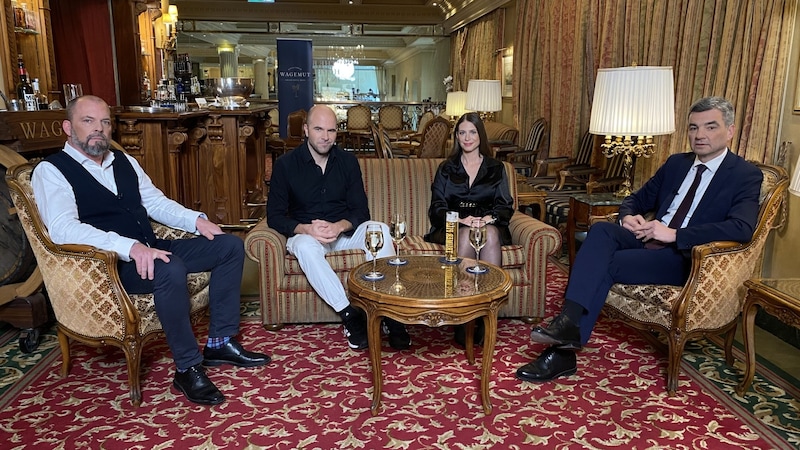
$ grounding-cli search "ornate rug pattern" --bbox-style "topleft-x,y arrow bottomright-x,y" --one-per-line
0,264 -> 798,449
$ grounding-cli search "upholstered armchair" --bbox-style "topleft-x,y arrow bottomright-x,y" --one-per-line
411,116 -> 452,158
345,104 -> 373,151
5,162 -> 211,407
599,163 -> 788,395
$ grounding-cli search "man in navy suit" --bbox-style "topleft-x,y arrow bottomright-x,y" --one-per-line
516,96 -> 763,382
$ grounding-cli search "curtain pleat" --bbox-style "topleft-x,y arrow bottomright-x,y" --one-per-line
510,0 -> 796,186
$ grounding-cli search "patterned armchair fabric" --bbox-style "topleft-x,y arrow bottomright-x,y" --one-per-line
244,158 -> 562,329
601,163 -> 788,395
5,163 -> 211,407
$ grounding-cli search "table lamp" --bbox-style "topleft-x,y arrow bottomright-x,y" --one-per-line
445,91 -> 469,121
589,66 -> 675,197
465,80 -> 501,122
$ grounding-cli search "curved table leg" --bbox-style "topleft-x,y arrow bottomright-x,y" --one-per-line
465,320 -> 475,364
736,296 -> 759,396
481,313 -> 498,415
366,312 -> 384,416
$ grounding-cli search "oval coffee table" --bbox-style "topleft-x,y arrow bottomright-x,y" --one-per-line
347,255 -> 512,415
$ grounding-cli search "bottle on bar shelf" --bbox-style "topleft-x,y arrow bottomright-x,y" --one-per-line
16,54 -> 37,111
32,78 -> 48,110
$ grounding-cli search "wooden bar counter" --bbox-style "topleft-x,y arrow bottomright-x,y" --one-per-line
113,104 -> 275,228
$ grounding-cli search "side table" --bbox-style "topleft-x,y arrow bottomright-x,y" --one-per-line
566,193 -> 624,267
516,182 -> 547,222
736,278 -> 800,395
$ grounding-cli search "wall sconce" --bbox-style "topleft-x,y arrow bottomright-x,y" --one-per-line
445,91 -> 469,121
465,80 -> 501,122
589,66 -> 675,197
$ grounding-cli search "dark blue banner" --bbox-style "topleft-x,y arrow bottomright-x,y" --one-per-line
277,39 -> 314,139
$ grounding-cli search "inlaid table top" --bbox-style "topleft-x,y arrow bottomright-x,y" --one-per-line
348,255 -> 512,415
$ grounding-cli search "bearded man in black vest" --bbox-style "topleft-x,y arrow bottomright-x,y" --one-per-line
31,95 -> 270,406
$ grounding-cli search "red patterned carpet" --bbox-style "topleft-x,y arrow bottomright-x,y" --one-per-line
0,264 -> 797,449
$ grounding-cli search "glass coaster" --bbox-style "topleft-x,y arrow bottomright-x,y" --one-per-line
467,265 -> 488,274
362,272 -> 385,281
439,256 -> 462,264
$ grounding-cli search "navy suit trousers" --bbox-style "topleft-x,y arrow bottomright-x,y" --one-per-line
118,233 -> 244,370
565,222 -> 689,344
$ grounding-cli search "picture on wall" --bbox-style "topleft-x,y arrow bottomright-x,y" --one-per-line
502,55 -> 513,97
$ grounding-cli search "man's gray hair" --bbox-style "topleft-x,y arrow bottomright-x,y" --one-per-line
689,96 -> 735,127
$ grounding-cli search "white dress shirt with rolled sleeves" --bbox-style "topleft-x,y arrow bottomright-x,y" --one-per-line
32,143 -> 203,262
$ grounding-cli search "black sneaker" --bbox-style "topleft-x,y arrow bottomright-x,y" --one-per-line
339,306 -> 368,350
382,318 -> 411,350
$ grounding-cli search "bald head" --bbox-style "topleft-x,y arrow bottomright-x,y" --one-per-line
303,104 -> 338,158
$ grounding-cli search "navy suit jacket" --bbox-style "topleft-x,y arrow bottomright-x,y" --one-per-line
618,151 -> 762,251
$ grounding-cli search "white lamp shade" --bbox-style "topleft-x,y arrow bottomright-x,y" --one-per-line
466,80 -> 502,112
790,151 -> 800,197
589,66 -> 676,136
445,91 -> 469,117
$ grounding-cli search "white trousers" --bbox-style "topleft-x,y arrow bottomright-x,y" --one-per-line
286,220 -> 395,312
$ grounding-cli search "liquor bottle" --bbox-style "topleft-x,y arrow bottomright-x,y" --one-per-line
444,211 -> 459,262
142,71 -> 151,101
32,78 -> 48,110
16,55 -> 36,111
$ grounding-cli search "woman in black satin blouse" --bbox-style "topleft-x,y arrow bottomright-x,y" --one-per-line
424,112 -> 515,266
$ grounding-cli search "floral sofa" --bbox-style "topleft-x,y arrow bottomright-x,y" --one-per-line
244,158 -> 562,329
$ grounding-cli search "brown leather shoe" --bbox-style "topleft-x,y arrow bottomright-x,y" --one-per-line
516,346 -> 577,382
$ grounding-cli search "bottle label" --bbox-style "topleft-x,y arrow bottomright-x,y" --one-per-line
23,93 -> 37,111
444,211 -> 459,262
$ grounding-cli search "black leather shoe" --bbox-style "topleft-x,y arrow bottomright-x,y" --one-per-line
454,320 -> 485,347
203,338 -> 271,368
516,346 -> 577,383
382,318 -> 411,350
173,364 -> 225,405
529,314 -> 582,350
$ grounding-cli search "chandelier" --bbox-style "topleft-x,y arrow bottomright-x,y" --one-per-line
329,45 -> 364,81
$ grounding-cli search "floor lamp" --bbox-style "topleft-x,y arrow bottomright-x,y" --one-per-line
466,80 -> 501,122
589,66 -> 676,197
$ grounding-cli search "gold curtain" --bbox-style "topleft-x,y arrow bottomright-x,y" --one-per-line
450,9 -> 505,92
513,0 -> 796,185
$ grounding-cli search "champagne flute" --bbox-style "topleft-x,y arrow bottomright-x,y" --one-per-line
363,223 -> 385,280
388,213 -> 408,265
467,219 -> 488,274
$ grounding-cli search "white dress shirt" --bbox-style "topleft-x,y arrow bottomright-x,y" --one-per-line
32,143 -> 202,261
660,149 -> 728,228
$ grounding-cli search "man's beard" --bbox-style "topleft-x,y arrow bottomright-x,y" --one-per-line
72,133 -> 110,157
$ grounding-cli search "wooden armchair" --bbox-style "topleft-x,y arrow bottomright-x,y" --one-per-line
600,163 -> 788,395
378,105 -> 409,141
508,118 -> 547,177
5,162 -> 211,407
411,116 -> 452,158
346,104 -> 373,151
529,130 -> 597,190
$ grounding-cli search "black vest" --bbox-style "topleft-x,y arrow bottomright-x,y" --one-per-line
45,149 -> 157,246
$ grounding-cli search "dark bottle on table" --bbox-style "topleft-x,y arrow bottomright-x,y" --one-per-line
16,54 -> 36,111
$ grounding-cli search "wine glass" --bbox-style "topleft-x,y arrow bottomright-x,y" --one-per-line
363,223 -> 385,280
467,219 -> 488,274
388,213 -> 408,265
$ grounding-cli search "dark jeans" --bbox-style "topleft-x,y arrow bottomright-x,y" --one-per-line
118,233 -> 244,370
